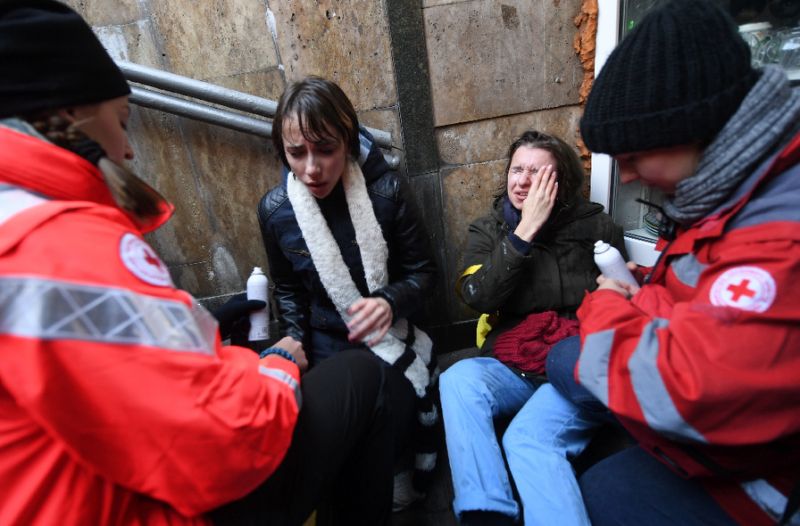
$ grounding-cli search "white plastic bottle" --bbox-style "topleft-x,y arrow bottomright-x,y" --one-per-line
247,267 -> 270,342
593,240 -> 638,287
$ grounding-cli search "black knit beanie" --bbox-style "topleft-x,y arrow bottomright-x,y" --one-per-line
580,0 -> 758,156
0,0 -> 130,119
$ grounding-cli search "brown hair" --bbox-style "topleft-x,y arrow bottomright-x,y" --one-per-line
498,130 -> 585,207
24,111 -> 165,225
272,77 -> 360,168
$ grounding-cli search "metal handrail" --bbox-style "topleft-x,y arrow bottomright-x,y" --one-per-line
117,60 -> 393,149
129,85 -> 401,170
130,86 -> 273,138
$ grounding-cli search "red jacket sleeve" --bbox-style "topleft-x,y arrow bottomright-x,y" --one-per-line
576,232 -> 800,448
0,211 -> 301,516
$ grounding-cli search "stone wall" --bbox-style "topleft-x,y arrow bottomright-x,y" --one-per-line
68,0 -> 593,351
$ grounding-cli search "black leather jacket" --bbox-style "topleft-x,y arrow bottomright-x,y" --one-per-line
258,130 -> 436,361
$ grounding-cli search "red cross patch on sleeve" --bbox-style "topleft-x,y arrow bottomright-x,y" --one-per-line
120,233 -> 174,287
709,266 -> 776,313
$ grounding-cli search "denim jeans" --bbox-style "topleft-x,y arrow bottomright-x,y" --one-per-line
580,447 -> 738,526
547,338 -> 738,525
440,356 -> 602,525
545,335 -> 611,418
504,383 -> 603,526
440,357 -> 537,522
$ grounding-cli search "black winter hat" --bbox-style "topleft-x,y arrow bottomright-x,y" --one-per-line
580,0 -> 758,156
0,0 -> 130,119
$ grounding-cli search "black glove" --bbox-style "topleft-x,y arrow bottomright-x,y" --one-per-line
211,293 -> 267,340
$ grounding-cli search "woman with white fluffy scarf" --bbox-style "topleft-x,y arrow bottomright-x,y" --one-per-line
257,77 -> 440,513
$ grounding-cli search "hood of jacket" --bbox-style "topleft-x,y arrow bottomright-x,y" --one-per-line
0,125 -> 173,233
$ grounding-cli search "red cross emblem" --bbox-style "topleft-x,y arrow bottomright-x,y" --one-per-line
143,247 -> 164,270
710,266 -> 775,313
727,279 -> 756,302
120,233 -> 173,287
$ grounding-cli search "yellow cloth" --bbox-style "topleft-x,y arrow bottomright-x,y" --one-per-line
476,313 -> 493,349
457,264 -> 496,348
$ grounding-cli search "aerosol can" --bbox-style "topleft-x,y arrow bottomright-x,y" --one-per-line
247,267 -> 270,342
593,240 -> 638,287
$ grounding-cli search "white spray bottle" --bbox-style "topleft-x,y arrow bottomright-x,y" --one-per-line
246,267 -> 270,342
593,240 -> 638,287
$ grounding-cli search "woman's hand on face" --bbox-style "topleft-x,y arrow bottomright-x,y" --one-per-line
514,164 -> 558,242
346,297 -> 393,346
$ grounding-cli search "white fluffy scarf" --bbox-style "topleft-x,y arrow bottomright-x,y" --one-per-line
286,160 -> 434,397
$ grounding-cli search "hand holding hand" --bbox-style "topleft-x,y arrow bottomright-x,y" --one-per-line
596,274 -> 641,299
514,164 -> 558,241
346,297 -> 393,346
272,336 -> 308,373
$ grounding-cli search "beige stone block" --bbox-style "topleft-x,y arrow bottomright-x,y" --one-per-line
95,19 -> 163,68
358,107 -> 403,165
209,69 -> 286,102
442,160 -> 506,271
436,105 -> 583,165
358,108 -> 400,147
127,107 -> 217,296
442,160 -> 508,320
149,0 -> 278,80
64,0 -> 142,26
179,119 -> 284,291
422,0 -> 454,7
269,0 -> 397,111
425,0 -> 583,126
358,108 -> 406,173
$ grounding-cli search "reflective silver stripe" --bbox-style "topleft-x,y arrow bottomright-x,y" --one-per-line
727,162 -> 800,231
578,329 -> 615,406
258,365 -> 302,408
0,276 -> 216,355
670,253 -> 708,288
742,479 -> 799,524
628,318 -> 706,442
0,188 -> 47,225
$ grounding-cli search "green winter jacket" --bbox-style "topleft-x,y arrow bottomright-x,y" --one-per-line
457,196 -> 626,355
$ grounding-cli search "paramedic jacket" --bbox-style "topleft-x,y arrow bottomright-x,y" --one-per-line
0,125 -> 301,525
576,131 -> 800,525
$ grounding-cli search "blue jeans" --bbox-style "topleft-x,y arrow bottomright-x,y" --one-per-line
546,335 -> 610,418
580,447 -> 737,526
440,357 -> 602,525
548,338 -> 738,525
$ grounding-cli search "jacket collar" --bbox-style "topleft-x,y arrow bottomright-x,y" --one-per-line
0,126 -> 172,233
491,195 -> 603,233
651,129 -> 800,280
666,129 -> 800,249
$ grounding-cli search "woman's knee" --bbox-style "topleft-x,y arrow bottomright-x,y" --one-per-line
545,335 -> 580,382
439,357 -> 494,399
325,349 -> 385,400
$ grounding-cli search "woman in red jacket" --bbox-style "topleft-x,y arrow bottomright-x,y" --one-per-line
550,1 -> 800,524
0,1 -> 393,524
